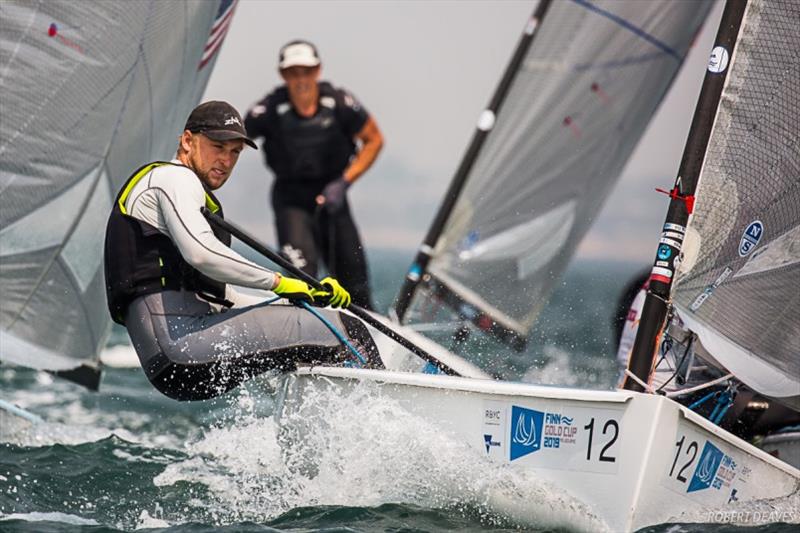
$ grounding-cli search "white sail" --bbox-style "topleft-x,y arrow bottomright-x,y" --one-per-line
672,0 -> 800,399
399,0 -> 712,344
0,0 -> 234,384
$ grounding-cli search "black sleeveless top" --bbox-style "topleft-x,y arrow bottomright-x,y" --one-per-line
244,81 -> 369,189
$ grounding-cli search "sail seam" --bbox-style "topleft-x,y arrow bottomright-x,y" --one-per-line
102,0 -> 156,166
55,253 -> 100,352
570,0 -> 681,61
0,1 -> 87,192
574,51 -> 670,72
5,165 -> 104,347
140,3 -> 155,156
0,0 -> 39,82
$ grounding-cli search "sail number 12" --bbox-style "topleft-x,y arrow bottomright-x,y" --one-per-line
585,417 -> 619,462
669,435 -> 698,483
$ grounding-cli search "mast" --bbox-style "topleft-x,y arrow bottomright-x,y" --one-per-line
623,0 -> 748,392
393,0 -> 553,322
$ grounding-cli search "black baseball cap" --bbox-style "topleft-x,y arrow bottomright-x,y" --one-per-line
184,101 -> 257,149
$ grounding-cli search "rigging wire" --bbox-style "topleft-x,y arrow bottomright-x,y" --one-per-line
655,333 -> 695,393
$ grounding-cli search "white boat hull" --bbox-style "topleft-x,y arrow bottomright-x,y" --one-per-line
275,367 -> 800,532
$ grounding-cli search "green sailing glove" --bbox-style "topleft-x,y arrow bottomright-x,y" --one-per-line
273,275 -> 318,303
320,276 -> 351,308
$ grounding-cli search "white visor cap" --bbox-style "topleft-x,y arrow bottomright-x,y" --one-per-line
279,41 -> 321,69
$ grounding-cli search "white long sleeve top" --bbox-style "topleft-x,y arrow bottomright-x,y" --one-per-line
122,160 -> 277,308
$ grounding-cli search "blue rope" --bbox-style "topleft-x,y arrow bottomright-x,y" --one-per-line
687,389 -> 735,426
264,294 -> 367,367
299,301 -> 367,367
711,398 -> 734,425
710,391 -> 735,425
688,390 -> 717,411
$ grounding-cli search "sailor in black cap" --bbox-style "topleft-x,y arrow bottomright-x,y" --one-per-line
104,101 -> 380,401
245,40 -> 384,311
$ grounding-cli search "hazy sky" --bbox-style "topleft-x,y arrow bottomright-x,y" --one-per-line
203,0 -> 723,264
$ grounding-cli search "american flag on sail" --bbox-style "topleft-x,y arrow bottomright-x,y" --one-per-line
198,0 -> 237,70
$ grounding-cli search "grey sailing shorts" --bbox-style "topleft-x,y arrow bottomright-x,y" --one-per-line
125,290 -> 375,400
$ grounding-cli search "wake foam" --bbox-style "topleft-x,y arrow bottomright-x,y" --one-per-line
0,511 -> 99,525
154,377 -> 609,531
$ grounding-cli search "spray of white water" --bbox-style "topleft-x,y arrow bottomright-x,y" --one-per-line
154,377 -> 609,531
0,371 -> 149,447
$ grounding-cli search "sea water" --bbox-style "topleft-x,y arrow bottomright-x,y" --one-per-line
0,252 -> 796,532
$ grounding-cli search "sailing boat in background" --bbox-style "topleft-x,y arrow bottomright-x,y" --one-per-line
0,1 -> 235,391
278,1 -> 800,530
393,0 -> 712,357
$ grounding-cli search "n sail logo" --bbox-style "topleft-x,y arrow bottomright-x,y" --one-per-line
739,220 -> 763,257
510,406 -> 544,460
688,441 -> 724,492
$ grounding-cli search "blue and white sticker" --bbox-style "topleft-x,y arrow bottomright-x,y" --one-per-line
510,405 -> 544,460
690,267 -> 733,311
688,441 -> 725,492
690,289 -> 713,311
738,221 -> 764,257
496,404 -> 621,473
664,425 -> 747,503
708,46 -> 729,73
509,408 -> 581,459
